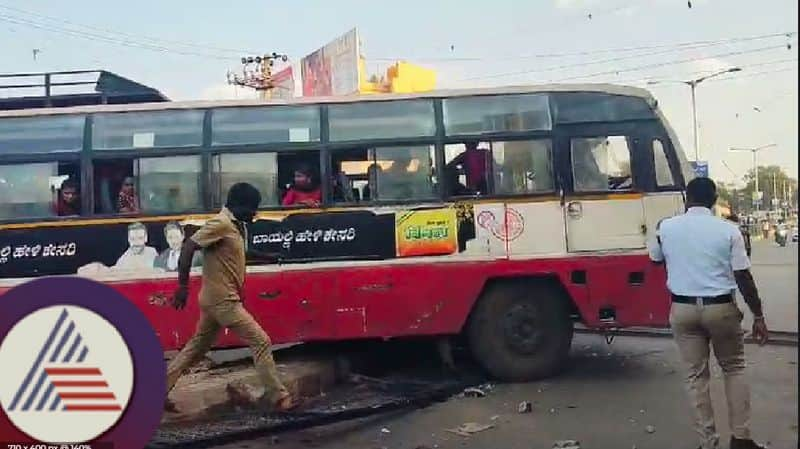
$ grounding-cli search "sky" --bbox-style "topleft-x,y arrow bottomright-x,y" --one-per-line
0,0 -> 797,186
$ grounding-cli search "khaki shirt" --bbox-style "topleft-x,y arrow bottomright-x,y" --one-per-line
191,207 -> 247,305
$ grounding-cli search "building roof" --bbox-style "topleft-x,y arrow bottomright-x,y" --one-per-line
0,70 -> 168,111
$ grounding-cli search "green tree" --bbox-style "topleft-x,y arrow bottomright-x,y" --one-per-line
741,165 -> 797,211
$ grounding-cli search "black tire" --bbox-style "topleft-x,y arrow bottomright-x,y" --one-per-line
467,280 -> 573,382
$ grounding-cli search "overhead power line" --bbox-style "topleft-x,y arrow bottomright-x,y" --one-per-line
621,57 -> 798,85
460,34 -> 796,82
375,31 -> 796,63
550,43 -> 795,82
0,3 -> 256,56
0,12 -> 239,60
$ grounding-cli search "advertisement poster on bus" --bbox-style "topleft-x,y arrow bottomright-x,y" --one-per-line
395,208 -> 458,257
301,28 -> 360,97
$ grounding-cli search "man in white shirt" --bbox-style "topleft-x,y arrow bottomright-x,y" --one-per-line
114,222 -> 158,271
648,177 -> 769,449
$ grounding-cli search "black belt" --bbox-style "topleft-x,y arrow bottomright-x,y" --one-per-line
672,294 -> 733,305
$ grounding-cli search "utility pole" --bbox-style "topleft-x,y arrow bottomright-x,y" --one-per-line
730,144 -> 777,212
649,67 -> 741,161
227,53 -> 289,100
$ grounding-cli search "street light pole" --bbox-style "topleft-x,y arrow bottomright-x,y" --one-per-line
649,67 -> 742,161
690,81 -> 699,161
730,144 -> 777,212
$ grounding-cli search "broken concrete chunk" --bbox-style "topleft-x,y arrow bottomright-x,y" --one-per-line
445,422 -> 495,437
463,387 -> 487,398
518,401 -> 533,413
553,440 -> 581,449
645,425 -> 656,433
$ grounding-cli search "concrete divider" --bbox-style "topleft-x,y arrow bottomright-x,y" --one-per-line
162,348 -> 348,425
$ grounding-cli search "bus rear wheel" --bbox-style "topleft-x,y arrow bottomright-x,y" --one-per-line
467,281 -> 573,382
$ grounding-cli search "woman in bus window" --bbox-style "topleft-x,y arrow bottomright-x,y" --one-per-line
54,179 -> 80,216
117,176 -> 140,214
282,164 -> 321,207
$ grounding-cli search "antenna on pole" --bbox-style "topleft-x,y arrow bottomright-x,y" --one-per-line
227,52 -> 289,100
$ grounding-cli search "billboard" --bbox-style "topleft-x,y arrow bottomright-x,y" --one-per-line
301,28 -> 360,97
271,64 -> 301,100
690,161 -> 709,178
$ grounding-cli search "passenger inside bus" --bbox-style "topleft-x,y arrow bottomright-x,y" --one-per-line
449,141 -> 489,193
94,160 -> 137,214
53,179 -> 80,216
117,176 -> 140,214
282,164 -> 321,207
362,163 -> 382,201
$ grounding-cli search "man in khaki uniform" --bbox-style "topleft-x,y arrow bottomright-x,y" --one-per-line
166,182 -> 293,411
649,178 -> 768,449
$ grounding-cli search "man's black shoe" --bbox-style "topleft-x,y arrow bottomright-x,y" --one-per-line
730,436 -> 766,449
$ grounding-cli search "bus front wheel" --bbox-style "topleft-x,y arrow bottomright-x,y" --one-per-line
467,281 -> 573,382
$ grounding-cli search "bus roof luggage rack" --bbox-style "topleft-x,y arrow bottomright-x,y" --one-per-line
0,70 -> 169,111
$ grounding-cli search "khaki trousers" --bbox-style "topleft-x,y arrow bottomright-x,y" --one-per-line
670,301 -> 750,449
166,299 -> 288,404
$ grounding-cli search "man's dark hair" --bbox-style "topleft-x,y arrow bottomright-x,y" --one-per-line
686,177 -> 717,208
164,221 -> 183,236
226,182 -> 262,209
61,180 -> 79,192
294,163 -> 314,177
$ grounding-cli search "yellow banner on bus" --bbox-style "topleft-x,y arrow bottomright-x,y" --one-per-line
395,208 -> 458,257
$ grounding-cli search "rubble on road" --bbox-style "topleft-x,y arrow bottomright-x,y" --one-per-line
552,440 -> 581,448
517,401 -> 532,413
445,422 -> 495,437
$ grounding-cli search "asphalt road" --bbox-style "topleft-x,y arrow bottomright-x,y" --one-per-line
212,335 -> 798,449
201,240 -> 798,449
746,239 -> 798,333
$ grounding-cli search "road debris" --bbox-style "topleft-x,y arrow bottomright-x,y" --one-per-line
380,427 -> 391,434
445,422 -> 495,437
518,401 -> 533,413
552,440 -> 581,448
463,387 -> 487,398
645,425 -> 656,434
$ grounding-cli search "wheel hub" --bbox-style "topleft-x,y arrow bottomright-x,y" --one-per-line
502,303 -> 545,355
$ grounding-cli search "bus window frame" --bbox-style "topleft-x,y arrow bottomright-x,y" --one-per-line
325,138 -> 443,208
0,155 -> 84,224
440,132 -> 559,201
0,93 -> 687,225
649,137 -> 685,192
210,146 -> 325,211
558,120 -> 654,196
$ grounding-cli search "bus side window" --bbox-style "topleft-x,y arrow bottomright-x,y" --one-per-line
212,152 -> 280,208
372,146 -> 436,202
571,136 -> 633,192
444,141 -> 490,196
653,139 -> 676,188
94,159 -> 138,214
0,162 -> 60,219
332,146 -> 436,204
137,156 -> 202,214
491,139 -> 554,195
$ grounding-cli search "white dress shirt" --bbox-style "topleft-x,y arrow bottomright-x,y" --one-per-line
648,207 -> 751,297
114,246 -> 158,271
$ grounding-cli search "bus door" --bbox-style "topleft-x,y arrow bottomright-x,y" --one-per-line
560,123 -> 648,252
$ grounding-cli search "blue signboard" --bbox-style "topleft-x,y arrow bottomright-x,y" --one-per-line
690,161 -> 709,178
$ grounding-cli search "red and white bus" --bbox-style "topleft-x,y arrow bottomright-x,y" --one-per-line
0,85 -> 694,380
